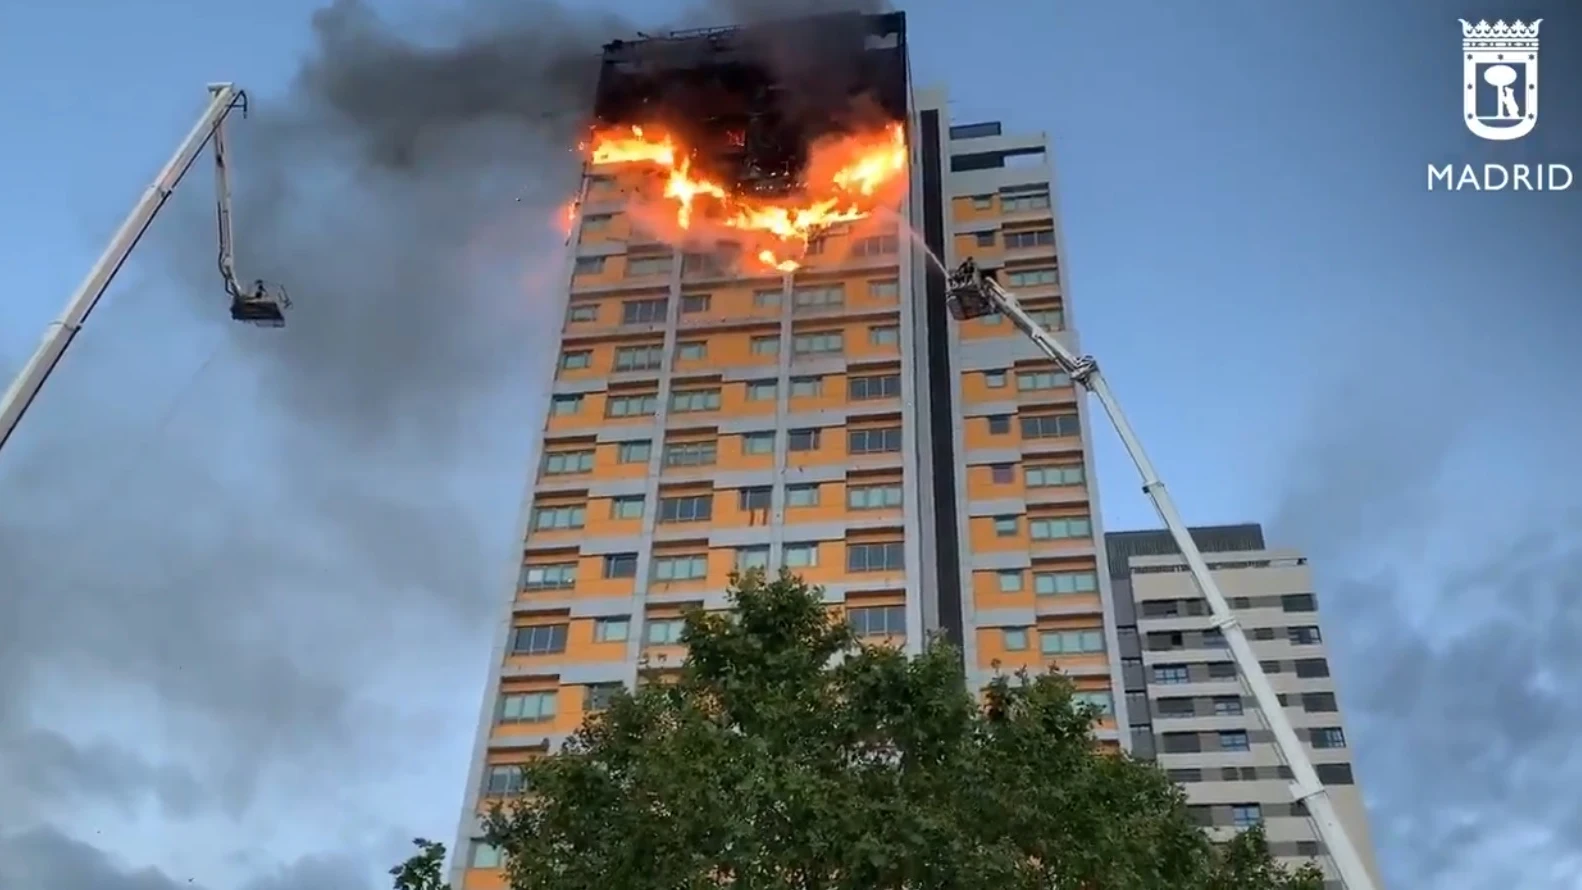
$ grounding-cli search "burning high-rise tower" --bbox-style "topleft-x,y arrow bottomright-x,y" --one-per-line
452,11 -> 1117,888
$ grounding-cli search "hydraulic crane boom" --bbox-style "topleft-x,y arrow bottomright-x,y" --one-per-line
0,83 -> 288,457
944,259 -> 1377,890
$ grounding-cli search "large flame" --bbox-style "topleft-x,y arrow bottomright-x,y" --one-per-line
583,122 -> 908,272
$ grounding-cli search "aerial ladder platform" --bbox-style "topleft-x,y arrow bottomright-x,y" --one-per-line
945,258 -> 1378,890
0,83 -> 289,456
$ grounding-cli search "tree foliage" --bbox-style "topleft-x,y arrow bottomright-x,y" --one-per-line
441,570 -> 1322,890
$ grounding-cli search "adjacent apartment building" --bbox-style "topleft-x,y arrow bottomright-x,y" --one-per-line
1107,524 -> 1385,889
449,11 -> 1378,890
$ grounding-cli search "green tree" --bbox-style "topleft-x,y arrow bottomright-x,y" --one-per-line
449,570 -> 1321,890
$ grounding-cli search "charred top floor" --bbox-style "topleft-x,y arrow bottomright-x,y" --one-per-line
593,11 -> 909,197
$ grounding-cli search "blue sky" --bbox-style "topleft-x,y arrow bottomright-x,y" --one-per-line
2,2 -> 1580,889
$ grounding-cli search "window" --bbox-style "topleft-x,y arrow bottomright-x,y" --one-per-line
470,842 -> 503,869
1213,696 -> 1244,716
996,570 -> 1023,592
532,504 -> 585,530
610,495 -> 644,519
789,376 -> 823,397
646,618 -> 685,645
560,350 -> 592,370
753,289 -> 782,308
992,516 -> 1019,537
483,764 -> 528,795
543,450 -> 593,475
581,213 -> 612,231
1206,661 -> 1238,679
1260,659 -> 1283,674
848,483 -> 902,510
626,255 -> 673,278
745,379 -> 778,401
1003,628 -> 1029,650
567,303 -> 598,323
1025,464 -> 1083,487
1202,629 -> 1226,648
848,427 -> 902,454
613,344 -> 664,371
681,293 -> 710,314
750,335 -> 781,355
1218,730 -> 1251,752
986,414 -> 1012,435
783,542 -> 818,567
1072,691 -> 1113,715
793,331 -> 844,355
1001,190 -> 1051,212
1003,229 -> 1055,249
585,683 -> 621,712
1034,570 -> 1097,595
603,553 -> 637,578
605,393 -> 658,418
662,441 -> 717,467
793,285 -> 845,310
870,279 -> 900,299
848,605 -> 906,637
1028,306 -> 1064,329
549,394 -> 582,416
867,325 -> 900,346
1288,625 -> 1323,644
1311,727 -> 1347,749
1302,692 -> 1338,712
1153,664 -> 1190,685
1016,370 -> 1069,390
622,297 -> 668,323
511,624 -> 568,655
970,194 -> 994,210
847,541 -> 904,572
849,374 -> 900,401
499,691 -> 556,722
984,370 -> 1007,388
990,464 -> 1015,483
1029,515 -> 1091,540
735,546 -> 770,571
1282,593 -> 1318,612
1231,804 -> 1262,828
652,554 -> 707,581
1020,413 -> 1080,438
1294,657 -> 1330,678
1004,267 -> 1059,288
738,487 -> 772,511
1161,732 -> 1202,754
616,440 -> 651,463
952,122 -> 1002,140
670,388 -> 722,412
574,256 -> 606,275
1039,629 -> 1105,654
787,428 -> 821,451
658,494 -> 712,523
742,431 -> 775,455
1141,600 -> 1181,618
675,340 -> 707,361
520,563 -> 575,590
785,484 -> 821,507
852,234 -> 899,256
1157,697 -> 1196,718
1167,768 -> 1203,784
974,230 -> 996,247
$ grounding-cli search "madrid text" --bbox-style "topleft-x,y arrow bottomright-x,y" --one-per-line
1427,163 -> 1573,191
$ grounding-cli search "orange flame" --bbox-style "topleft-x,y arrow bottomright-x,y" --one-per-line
584,122 -> 907,272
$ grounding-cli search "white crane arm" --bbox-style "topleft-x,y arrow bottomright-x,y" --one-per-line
944,258 -> 1377,890
0,83 -> 288,459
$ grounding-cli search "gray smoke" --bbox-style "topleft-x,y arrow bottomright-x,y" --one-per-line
0,1 -> 897,887
1266,314 -> 1582,888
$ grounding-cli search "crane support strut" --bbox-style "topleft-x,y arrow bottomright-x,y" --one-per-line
944,257 -> 1378,890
